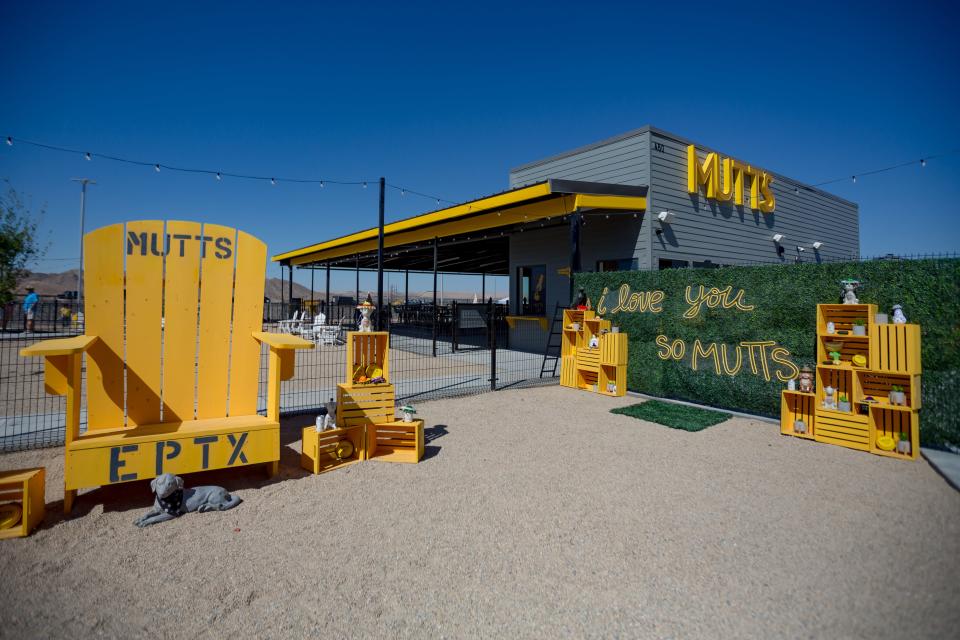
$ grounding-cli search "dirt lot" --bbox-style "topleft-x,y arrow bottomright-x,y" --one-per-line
0,386 -> 958,638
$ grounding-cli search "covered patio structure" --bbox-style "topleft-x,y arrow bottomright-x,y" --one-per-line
271,179 -> 648,355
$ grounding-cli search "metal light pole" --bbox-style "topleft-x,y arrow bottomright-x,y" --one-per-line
70,178 -> 96,308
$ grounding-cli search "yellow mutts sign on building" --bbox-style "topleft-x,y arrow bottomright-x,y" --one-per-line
687,145 -> 775,213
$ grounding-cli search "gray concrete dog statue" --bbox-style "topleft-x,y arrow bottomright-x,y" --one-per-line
134,473 -> 242,527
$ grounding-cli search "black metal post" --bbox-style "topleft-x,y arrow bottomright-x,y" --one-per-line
569,212 -> 582,304
325,263 -> 330,317
377,176 -> 385,330
404,269 -> 409,305
354,254 -> 360,306
488,298 -> 497,391
432,237 -> 438,358
288,264 -> 294,311
280,265 -> 285,306
310,268 -> 314,315
481,272 -> 485,301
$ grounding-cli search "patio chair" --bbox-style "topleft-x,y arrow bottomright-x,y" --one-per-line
20,220 -> 313,513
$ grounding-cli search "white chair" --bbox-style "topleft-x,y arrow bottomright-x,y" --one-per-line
278,310 -> 303,334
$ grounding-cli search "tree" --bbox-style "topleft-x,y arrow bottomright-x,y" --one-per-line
0,182 -> 46,305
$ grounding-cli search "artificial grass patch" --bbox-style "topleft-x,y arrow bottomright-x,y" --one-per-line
611,400 -> 732,432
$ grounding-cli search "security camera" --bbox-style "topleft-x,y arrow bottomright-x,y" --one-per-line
797,246 -> 805,252
772,233 -> 785,242
812,241 -> 823,249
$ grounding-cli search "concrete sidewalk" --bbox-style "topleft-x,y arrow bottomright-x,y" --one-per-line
922,447 -> 960,491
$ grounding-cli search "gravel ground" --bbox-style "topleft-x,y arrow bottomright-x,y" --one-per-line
0,386 -> 958,639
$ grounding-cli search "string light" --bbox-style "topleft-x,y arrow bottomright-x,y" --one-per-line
5,137 -> 11,146
363,181 -> 367,189
216,172 -> 222,181
320,180 -> 324,188
921,158 -> 926,167
85,152 -> 91,161
270,178 -> 276,186
852,176 -> 857,183
154,164 -> 161,172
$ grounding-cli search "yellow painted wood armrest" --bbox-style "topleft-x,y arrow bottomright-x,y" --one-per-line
19,335 -> 98,357
252,332 -> 315,350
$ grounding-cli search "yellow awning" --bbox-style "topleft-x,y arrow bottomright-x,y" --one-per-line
272,179 -> 647,266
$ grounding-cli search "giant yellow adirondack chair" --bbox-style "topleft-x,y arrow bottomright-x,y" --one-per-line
20,221 -> 312,513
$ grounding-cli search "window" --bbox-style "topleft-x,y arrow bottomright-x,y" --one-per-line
692,260 -> 723,269
517,265 -> 546,316
597,258 -> 639,272
658,258 -> 689,270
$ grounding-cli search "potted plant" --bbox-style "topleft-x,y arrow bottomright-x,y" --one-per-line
400,404 -> 417,423
889,385 -> 906,406
829,351 -> 842,365
852,319 -> 867,336
794,419 -> 807,434
837,393 -> 851,412
896,431 -> 911,455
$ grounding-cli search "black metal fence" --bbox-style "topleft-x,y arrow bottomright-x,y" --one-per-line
2,300 -> 554,452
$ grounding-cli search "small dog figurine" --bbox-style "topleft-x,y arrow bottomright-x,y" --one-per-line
134,473 -> 242,528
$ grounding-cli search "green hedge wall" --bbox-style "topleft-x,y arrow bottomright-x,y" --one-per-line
576,258 -> 960,449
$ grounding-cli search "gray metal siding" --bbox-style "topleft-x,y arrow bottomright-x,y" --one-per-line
509,131 -> 652,270
647,130 -> 859,267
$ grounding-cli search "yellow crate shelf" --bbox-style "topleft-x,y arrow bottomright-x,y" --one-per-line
781,390 -> 816,439
0,467 -> 45,540
560,355 -> 577,388
345,331 -> 390,385
600,333 -> 628,366
336,382 -> 395,428
367,419 -> 424,464
560,311 -> 628,398
598,364 -> 626,397
783,303 -> 921,461
301,425 -> 366,474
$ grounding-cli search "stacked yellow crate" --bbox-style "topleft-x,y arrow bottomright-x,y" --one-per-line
559,310 -> 628,397
301,331 -> 425,474
780,303 -> 921,460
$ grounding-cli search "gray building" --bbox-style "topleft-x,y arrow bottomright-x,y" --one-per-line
503,125 -> 858,349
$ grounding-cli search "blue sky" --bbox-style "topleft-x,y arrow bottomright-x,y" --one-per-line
1,0 -> 958,296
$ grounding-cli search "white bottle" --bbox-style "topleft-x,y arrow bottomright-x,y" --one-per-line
826,321 -> 835,334
787,378 -> 796,391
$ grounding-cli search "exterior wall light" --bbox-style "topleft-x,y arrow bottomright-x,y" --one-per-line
772,233 -> 785,242
657,211 -> 675,224
812,241 -> 824,249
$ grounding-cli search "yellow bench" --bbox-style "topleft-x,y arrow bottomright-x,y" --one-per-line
21,221 -> 313,512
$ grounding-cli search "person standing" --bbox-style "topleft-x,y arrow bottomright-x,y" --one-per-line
23,287 -> 39,334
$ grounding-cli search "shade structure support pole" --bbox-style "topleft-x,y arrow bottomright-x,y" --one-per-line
310,269 -> 315,314
481,272 -> 486,302
355,254 -> 360,306
405,269 -> 409,305
569,212 -> 582,304
432,237 -> 438,358
288,264 -> 294,311
377,176 -> 385,330
325,263 -> 331,316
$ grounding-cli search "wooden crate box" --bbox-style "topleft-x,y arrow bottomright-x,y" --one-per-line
869,407 -> 919,460
560,355 -> 577,388
301,425 -> 366,473
817,304 -> 877,335
0,468 -> 45,539
336,383 -> 395,428
600,332 -> 628,366
781,391 -> 815,439
346,331 -> 390,384
368,419 -> 424,464
870,324 -> 921,373
598,364 -> 626,397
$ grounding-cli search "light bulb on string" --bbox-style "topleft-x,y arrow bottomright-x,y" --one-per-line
85,152 -> 92,161
216,172 -> 222,181
154,164 -> 161,172
5,137 -> 12,146
362,182 -> 367,189
852,175 -> 856,183
270,178 -> 276,186
920,158 -> 926,167
320,180 -> 325,188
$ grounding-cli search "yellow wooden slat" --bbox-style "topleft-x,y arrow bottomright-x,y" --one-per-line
161,221 -> 202,422
84,223 -> 126,429
196,224 -> 236,419
229,230 -> 267,416
124,220 -> 165,426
